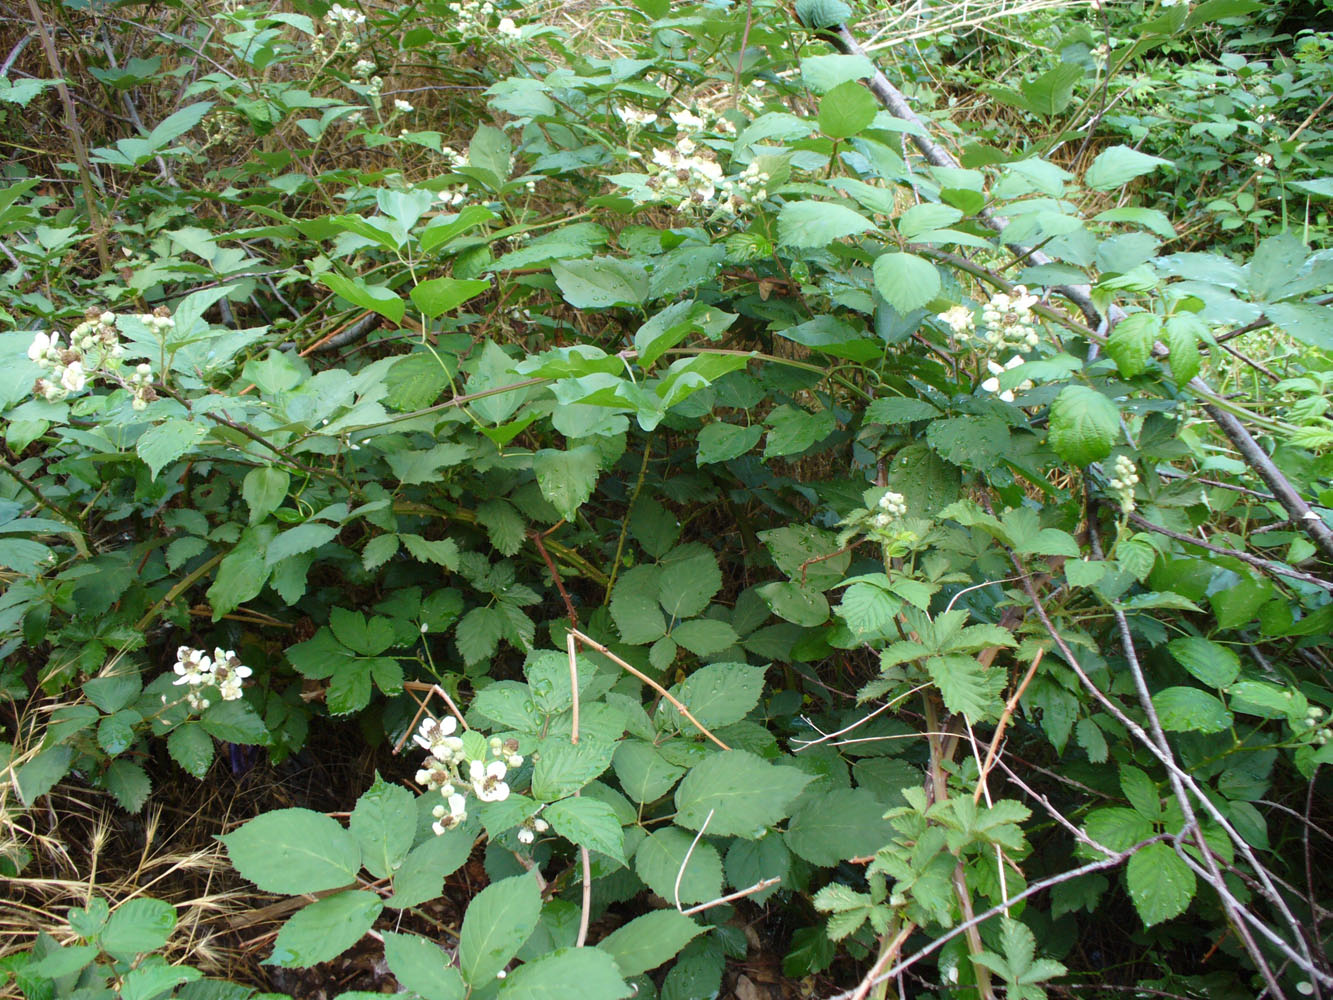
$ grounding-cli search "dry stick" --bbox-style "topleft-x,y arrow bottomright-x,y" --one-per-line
392,681 -> 467,756
1010,554 -> 1329,990
1126,512 -> 1333,592
972,648 -> 1044,805
825,835 -> 1173,1000
24,0 -> 110,272
849,923 -> 915,1000
681,876 -> 783,917
824,18 -> 1333,570
568,629 -> 730,751
674,808 -> 713,913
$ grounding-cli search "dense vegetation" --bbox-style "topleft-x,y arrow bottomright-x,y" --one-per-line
2,0 -> 1331,997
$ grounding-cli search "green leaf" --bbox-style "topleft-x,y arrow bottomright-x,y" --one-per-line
613,741 -> 686,804
1106,313 -> 1160,378
498,946 -> 631,1000
207,524 -> 277,620
795,0 -> 852,28
1084,146 -> 1173,190
388,829 -> 475,908
757,580 -> 829,626
532,739 -> 616,800
384,352 -> 449,412
101,897 -> 177,957
597,911 -> 704,978
898,204 -> 964,241
1047,385 -> 1119,466
777,202 -> 876,248
199,698 -> 269,745
104,759 -> 152,812
544,796 -> 626,864
552,258 -> 649,309
1152,686 -> 1232,733
1164,313 -> 1202,386
659,662 -> 766,734
785,788 -> 896,865
410,277 -> 491,319
267,890 -> 383,968
634,827 -> 723,905
136,419 -> 205,479
222,807 -> 361,894
266,522 -> 338,567
458,873 -> 543,986
697,422 -> 762,464
350,775 -> 416,879
400,533 -> 460,569
457,605 -> 506,665
243,466 -> 290,524
1167,637 -> 1240,688
1020,63 -> 1083,116
671,618 -> 738,656
763,404 -> 836,458
331,607 -> 395,656
873,253 -> 940,313
16,743 -> 74,805
383,932 -> 465,1000
1127,841 -> 1195,926
119,963 -> 202,1000
657,542 -> 722,619
927,415 -> 1009,470
532,446 -> 602,521
674,750 -> 813,838
168,723 -> 215,778
818,80 -> 878,139
318,272 -> 405,324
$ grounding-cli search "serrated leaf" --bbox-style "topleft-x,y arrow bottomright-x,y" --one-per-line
222,808 -> 361,894
544,796 -> 626,864
1107,313 -> 1160,378
1152,686 -> 1232,733
873,253 -> 940,313
136,419 -> 205,479
552,258 -> 648,309
458,873 -> 542,985
243,466 -> 290,524
168,723 -> 214,778
319,272 -> 405,323
613,741 -> 685,803
384,352 -> 449,411
266,522 -> 338,567
673,750 -> 813,838
610,565 -> 667,644
388,829 -> 474,908
383,932 -> 465,1000
350,775 -> 416,879
1127,841 -> 1195,926
1047,385 -> 1119,466
410,277 -> 490,319
533,446 -> 602,521
818,80 -> 878,139
598,911 -> 703,978
777,202 -> 875,248
1167,637 -> 1240,688
104,759 -> 152,812
101,898 -> 177,956
657,542 -> 722,619
267,890 -> 383,968
658,662 -> 766,734
477,499 -> 527,556
634,827 -> 723,905
1085,145 -> 1173,190
498,946 -> 631,1000
786,788 -> 895,865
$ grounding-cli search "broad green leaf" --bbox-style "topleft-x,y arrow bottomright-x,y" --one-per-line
658,662 -> 766,734
1106,313 -> 1160,378
818,80 -> 878,139
199,698 -> 269,745
136,419 -> 205,479
350,774 -> 416,879
207,524 -> 277,620
14,745 -> 73,805
1152,686 -> 1232,733
1167,637 -> 1240,688
673,750 -> 813,838
785,788 -> 895,865
634,827 -> 723,905
764,404 -> 836,458
1084,145 -> 1173,190
1127,841 -> 1195,926
383,932 -> 465,1000
458,873 -> 542,985
872,253 -> 940,313
318,272 -> 405,324
696,422 -> 762,464
671,618 -> 738,656
795,0 -> 852,28
1165,312 -> 1203,386
597,911 -> 704,978
498,946 -> 631,1000
388,828 -> 475,908
613,741 -> 686,803
657,542 -> 722,619
1047,385 -> 1118,466
119,963 -> 201,1000
531,739 -> 616,800
243,466 -> 290,524
104,759 -> 152,812
266,890 -> 383,968
533,446 -> 602,521
758,580 -> 829,626
801,53 -> 875,93
330,607 -> 395,656
410,277 -> 491,318
384,353 -> 449,411
266,522 -> 338,567
777,202 -> 875,248
898,203 -> 964,241
167,723 -> 214,779
544,796 -> 626,864
222,807 -> 361,894
552,258 -> 649,308
101,897 -> 177,957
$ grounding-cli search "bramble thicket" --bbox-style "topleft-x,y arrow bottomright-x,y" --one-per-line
1,0 -> 1332,998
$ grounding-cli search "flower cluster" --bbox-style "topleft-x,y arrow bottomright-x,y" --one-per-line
351,59 -> 376,79
979,286 -> 1041,351
871,490 -> 907,532
497,17 -> 522,40
937,304 -> 976,339
413,717 -> 523,836
1304,705 -> 1329,746
979,355 -> 1034,403
315,3 -> 365,56
447,0 -> 496,36
616,105 -> 658,131
646,144 -> 725,210
517,816 -> 549,845
1108,454 -> 1140,513
719,161 -> 770,214
28,306 -> 164,409
171,646 -> 253,711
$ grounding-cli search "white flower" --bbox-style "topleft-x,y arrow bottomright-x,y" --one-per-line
352,59 -> 375,78
59,361 -> 87,393
497,17 -> 520,38
532,817 -> 549,833
470,759 -> 510,802
670,109 -> 705,131
1252,151 -> 1273,168
27,331 -> 54,364
877,491 -> 907,518
415,716 -> 465,762
518,828 -> 534,844
617,105 -> 658,128
394,99 -> 414,113
173,646 -> 213,686
979,355 -> 1032,403
431,792 -> 468,834
937,305 -> 975,337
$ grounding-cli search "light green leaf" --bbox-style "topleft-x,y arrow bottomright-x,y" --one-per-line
1167,637 -> 1240,689
101,897 -> 177,957
697,422 -> 762,464
14,745 -> 73,805
222,807 -> 361,894
1127,841 -> 1195,926
552,258 -> 649,309
383,932 -> 465,1000
659,662 -> 766,734
1047,385 -> 1118,466
674,750 -> 813,838
350,775 -> 416,879
872,253 -> 940,313
207,524 -> 277,620
531,739 -> 616,800
267,890 -> 383,968
657,542 -> 722,619
318,272 -> 405,324
777,202 -> 876,248
458,873 -> 543,985
544,796 -> 626,864
410,277 -> 491,319
1107,313 -> 1161,378
266,522 -> 338,567
167,723 -> 214,778
785,788 -> 895,865
498,946 -> 631,1000
1152,686 -> 1232,733
136,419 -> 205,479
597,911 -> 704,978
613,741 -> 686,803
634,827 -> 723,905
671,618 -> 738,656
243,466 -> 290,524
1084,145 -> 1173,190
388,828 -> 475,908
757,580 -> 829,626
533,446 -> 602,521
818,80 -> 878,139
